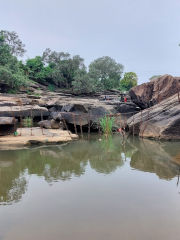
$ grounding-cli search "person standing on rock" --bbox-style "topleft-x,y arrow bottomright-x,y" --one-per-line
124,96 -> 127,102
105,95 -> 107,101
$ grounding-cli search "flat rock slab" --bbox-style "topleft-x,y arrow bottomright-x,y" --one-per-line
0,127 -> 78,148
0,105 -> 49,117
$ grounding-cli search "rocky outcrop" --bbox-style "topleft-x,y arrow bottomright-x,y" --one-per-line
129,75 -> 180,109
0,105 -> 49,118
0,117 -> 18,136
127,93 -> 180,140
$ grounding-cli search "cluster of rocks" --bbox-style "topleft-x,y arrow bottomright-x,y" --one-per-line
1,74 -> 179,140
0,82 -> 139,135
128,75 -> 180,140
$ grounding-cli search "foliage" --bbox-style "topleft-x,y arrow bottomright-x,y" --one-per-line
23,117 -> 33,127
99,116 -> 115,134
0,35 -> 28,89
119,72 -> 138,91
149,75 -> 161,81
42,48 -> 86,88
0,30 -> 26,57
26,56 -> 53,82
89,56 -> 124,89
72,69 -> 103,94
48,84 -> 55,91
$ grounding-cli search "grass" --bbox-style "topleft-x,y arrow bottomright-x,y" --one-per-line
22,117 -> 33,127
99,116 -> 115,134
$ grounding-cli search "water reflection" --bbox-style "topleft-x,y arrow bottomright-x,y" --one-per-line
129,137 -> 180,180
0,135 -> 180,205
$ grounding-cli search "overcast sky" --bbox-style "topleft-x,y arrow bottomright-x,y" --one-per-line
1,0 -> 180,84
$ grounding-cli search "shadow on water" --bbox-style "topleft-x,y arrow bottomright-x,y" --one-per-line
0,134 -> 180,205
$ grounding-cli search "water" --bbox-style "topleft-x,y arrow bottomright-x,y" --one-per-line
0,135 -> 180,240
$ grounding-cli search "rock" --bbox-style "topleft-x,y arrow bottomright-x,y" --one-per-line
0,117 -> 18,125
0,105 -> 49,118
127,93 -> 180,140
129,82 -> 154,109
0,117 -> 18,136
51,112 -> 62,121
0,96 -> 22,106
129,75 -> 180,109
38,119 -> 63,129
51,119 -> 60,129
38,120 -> 51,129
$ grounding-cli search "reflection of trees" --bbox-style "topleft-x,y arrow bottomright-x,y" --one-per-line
129,137 -> 180,180
89,135 -> 125,174
2,135 -> 180,205
0,151 -> 27,205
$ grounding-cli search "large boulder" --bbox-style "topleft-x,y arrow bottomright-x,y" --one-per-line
127,93 -> 180,140
129,75 -> 180,109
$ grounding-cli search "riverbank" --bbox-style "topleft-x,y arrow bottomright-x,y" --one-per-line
0,128 -> 78,149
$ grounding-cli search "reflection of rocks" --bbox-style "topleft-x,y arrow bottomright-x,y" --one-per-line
129,137 -> 180,180
1,135 -> 180,205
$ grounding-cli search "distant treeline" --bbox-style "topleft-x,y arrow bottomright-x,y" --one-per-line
0,30 -> 138,94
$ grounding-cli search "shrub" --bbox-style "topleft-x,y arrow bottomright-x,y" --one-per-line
99,116 -> 115,134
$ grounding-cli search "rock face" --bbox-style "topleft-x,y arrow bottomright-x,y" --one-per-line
0,117 -> 18,136
127,93 -> 180,140
129,75 -> 180,109
0,82 -> 140,132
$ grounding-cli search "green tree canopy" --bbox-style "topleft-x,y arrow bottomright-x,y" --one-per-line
89,56 -> 124,89
119,72 -> 138,91
0,30 -> 26,57
42,48 -> 86,88
0,35 -> 28,89
26,56 -> 53,82
72,69 -> 103,94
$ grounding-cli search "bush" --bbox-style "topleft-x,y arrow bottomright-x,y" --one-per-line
48,84 -> 55,91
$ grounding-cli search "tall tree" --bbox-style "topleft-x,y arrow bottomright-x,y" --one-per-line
72,69 -> 103,94
0,35 -> 28,89
42,48 -> 86,88
89,56 -> 124,89
0,30 -> 26,57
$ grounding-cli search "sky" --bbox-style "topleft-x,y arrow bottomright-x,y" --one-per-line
1,0 -> 180,84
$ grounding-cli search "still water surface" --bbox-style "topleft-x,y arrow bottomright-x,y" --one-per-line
0,135 -> 180,240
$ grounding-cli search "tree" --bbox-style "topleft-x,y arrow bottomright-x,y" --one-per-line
72,69 -> 103,94
89,56 -> 124,89
26,56 -> 53,82
0,35 -> 28,89
0,30 -> 26,57
42,48 -> 86,88
119,72 -> 138,91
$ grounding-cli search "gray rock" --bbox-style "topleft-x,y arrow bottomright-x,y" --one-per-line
0,117 -> 18,136
127,93 -> 180,140
129,74 -> 180,109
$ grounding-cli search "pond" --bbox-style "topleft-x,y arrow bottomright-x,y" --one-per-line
0,134 -> 180,240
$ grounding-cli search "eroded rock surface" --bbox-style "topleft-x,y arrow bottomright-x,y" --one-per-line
129,74 -> 180,109
127,93 -> 180,140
